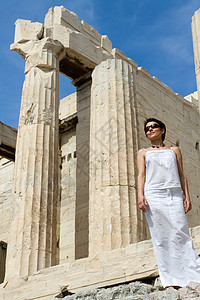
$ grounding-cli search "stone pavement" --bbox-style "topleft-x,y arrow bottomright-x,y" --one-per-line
53,280 -> 200,300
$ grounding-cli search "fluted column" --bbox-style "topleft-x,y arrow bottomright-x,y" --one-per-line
6,38 -> 63,279
89,59 -> 146,256
192,8 -> 200,106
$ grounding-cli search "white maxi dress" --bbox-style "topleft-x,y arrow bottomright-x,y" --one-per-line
144,148 -> 200,287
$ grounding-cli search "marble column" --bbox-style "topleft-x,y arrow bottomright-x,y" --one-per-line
6,38 -> 63,278
192,8 -> 200,106
89,59 -> 145,256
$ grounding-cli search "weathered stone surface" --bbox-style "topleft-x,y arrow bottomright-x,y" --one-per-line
59,92 -> 77,264
11,37 -> 64,63
44,6 -> 82,33
0,158 -> 14,244
52,281 -> 181,300
184,91 -> 198,106
179,282 -> 200,299
6,37 -> 64,280
89,58 -> 147,256
111,48 -> 138,69
55,282 -> 159,300
101,35 -> 112,53
0,122 -> 17,160
59,93 -> 77,121
14,19 -> 43,43
60,127 -> 77,263
52,281 -> 200,300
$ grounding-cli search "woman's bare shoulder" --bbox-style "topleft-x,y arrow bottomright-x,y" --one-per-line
171,146 -> 182,156
171,146 -> 181,152
137,148 -> 147,157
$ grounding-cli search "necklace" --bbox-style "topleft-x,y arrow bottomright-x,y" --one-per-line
151,143 -> 165,148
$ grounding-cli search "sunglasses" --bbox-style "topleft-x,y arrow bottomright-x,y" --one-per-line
145,123 -> 160,133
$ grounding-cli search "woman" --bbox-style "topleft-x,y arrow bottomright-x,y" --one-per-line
137,117 -> 200,289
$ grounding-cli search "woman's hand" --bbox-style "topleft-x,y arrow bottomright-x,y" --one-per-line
138,194 -> 148,212
184,197 -> 192,213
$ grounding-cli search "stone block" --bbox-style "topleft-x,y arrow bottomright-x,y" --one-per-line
45,6 -> 82,32
14,19 -> 43,43
0,157 -> 14,245
60,231 -> 75,247
77,98 -> 90,112
101,35 -> 112,53
59,7 -> 82,31
0,122 -> 17,149
59,93 -> 77,121
60,204 -> 75,218
111,49 -> 138,68
81,20 -> 101,46
59,245 -> 75,263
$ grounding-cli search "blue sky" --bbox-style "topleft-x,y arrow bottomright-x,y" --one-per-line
1,0 -> 200,128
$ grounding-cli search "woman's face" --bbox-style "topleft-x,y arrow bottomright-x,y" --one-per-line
145,121 -> 165,142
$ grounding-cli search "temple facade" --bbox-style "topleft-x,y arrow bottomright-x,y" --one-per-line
0,6 -> 200,299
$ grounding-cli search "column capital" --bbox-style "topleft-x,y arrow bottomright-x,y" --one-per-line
10,38 -> 64,70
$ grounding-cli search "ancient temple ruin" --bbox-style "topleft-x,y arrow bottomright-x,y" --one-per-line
0,6 -> 200,299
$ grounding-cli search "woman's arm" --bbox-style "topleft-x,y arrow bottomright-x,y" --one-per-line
173,147 -> 192,213
137,149 -> 148,212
